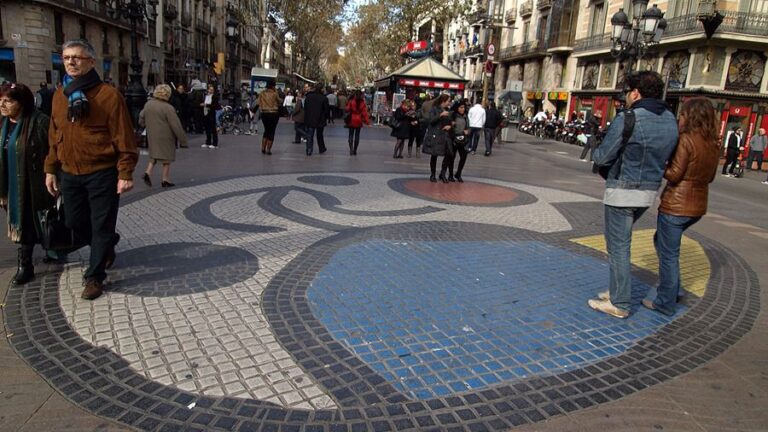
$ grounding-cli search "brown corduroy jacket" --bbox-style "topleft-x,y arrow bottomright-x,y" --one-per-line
658,132 -> 721,217
45,83 -> 138,180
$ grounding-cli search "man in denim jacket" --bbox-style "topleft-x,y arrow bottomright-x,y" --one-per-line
588,71 -> 678,319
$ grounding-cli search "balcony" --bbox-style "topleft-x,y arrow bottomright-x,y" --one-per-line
519,0 -> 533,18
537,0 -> 553,10
180,12 -> 192,28
196,18 -> 209,33
454,30 -> 462,39
573,11 -> 768,54
497,39 -> 547,61
163,3 -> 178,22
469,8 -> 489,25
466,44 -> 484,57
38,0 -> 134,31
505,8 -> 517,24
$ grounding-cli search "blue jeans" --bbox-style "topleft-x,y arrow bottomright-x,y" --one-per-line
468,128 -> 482,152
604,205 -> 648,312
653,213 -> 700,315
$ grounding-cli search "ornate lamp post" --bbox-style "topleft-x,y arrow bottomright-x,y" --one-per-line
610,0 -> 667,78
106,0 -> 159,126
225,16 -> 240,104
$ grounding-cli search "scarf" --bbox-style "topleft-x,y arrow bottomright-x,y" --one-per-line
63,69 -> 102,122
1,117 -> 24,241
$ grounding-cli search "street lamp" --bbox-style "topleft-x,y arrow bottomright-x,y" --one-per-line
610,0 -> 666,77
226,15 -> 240,104
106,0 -> 159,127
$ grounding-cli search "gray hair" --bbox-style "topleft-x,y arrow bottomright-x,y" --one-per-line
62,39 -> 96,58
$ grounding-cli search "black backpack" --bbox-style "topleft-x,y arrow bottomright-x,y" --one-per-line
592,110 -> 635,179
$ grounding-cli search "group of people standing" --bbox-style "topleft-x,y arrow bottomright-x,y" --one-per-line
1,39 -> 137,301
589,71 -> 721,319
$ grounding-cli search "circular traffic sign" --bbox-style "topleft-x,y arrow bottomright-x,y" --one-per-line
487,43 -> 495,56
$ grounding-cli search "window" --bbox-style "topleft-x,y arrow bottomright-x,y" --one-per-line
537,15 -> 548,42
79,19 -> 87,39
670,0 -> 697,18
522,20 -> 531,44
0,8 -> 4,40
118,32 -> 124,57
589,2 -> 606,36
54,12 -> 64,45
747,0 -> 768,13
102,26 -> 110,54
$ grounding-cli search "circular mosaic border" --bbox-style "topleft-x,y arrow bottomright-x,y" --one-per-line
3,214 -> 759,432
388,178 -> 538,208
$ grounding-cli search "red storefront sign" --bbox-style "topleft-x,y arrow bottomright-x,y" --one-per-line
398,79 -> 465,90
729,106 -> 751,116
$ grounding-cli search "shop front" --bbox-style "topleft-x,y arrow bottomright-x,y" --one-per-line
0,48 -> 16,83
569,91 -> 618,126
524,91 -> 544,117
546,91 -> 569,119
374,56 -> 468,107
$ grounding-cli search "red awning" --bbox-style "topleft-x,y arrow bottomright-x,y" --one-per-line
398,79 -> 465,90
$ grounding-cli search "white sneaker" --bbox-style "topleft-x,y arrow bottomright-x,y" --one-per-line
201,144 -> 209,148
762,181 -> 768,185
588,298 -> 629,319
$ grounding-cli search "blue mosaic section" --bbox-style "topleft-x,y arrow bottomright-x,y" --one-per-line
307,240 -> 684,400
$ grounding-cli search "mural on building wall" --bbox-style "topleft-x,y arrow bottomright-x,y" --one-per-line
599,61 -> 614,88
582,62 -> 599,90
615,61 -> 629,90
639,56 -> 658,72
725,50 -> 765,92
662,51 -> 690,89
690,47 -> 725,87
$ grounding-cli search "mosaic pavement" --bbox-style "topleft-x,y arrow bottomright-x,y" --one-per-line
4,173 -> 760,431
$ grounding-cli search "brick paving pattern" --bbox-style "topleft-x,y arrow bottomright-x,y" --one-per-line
2,169 -> 760,431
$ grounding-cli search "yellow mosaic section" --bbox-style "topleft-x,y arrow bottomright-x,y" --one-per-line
570,229 -> 710,297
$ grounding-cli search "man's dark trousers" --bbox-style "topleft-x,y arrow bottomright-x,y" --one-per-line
305,126 -> 326,155
60,168 -> 120,283
483,127 -> 497,154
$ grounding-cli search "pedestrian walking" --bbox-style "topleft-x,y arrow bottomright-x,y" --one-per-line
303,83 -> 329,156
447,101 -> 470,182
139,84 -> 188,188
257,81 -> 281,155
588,71 -> 679,319
291,92 -> 308,144
422,94 -> 454,182
326,90 -> 337,124
579,111 -> 603,161
747,127 -> 766,171
201,84 -> 220,148
0,83 -> 55,285
34,82 -> 54,117
483,102 -> 503,156
406,100 -> 420,157
44,39 -> 138,300
391,100 -> 412,159
467,101 -> 485,154
647,97 -> 721,316
172,84 -> 193,133
721,126 -> 743,176
283,90 -> 295,117
344,90 -> 370,155
189,80 -> 206,134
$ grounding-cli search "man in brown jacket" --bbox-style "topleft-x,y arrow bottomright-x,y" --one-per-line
44,39 -> 138,300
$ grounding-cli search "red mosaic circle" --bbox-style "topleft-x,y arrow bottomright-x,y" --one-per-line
402,179 -> 519,205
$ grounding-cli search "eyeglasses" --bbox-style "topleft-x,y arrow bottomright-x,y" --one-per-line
62,55 -> 93,63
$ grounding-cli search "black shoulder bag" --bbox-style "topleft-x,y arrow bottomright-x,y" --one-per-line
592,110 -> 635,179
39,196 -> 87,253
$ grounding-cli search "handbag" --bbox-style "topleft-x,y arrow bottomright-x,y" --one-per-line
388,116 -> 401,130
39,196 -> 87,252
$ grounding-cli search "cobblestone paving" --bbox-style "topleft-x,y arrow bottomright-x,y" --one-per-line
3,172 -> 760,431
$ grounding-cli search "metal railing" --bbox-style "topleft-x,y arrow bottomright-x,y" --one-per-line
519,0 -> 533,17
469,9 -> 489,25
573,11 -> 768,52
505,8 -> 517,24
497,39 -> 547,61
466,44 -> 484,57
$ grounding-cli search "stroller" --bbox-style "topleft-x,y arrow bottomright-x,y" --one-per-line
732,147 -> 746,178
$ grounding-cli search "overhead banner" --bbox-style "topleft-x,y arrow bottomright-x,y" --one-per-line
398,79 -> 465,90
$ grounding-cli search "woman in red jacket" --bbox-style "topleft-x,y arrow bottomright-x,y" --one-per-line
344,90 -> 370,155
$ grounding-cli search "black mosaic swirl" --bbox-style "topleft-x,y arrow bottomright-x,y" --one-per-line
297,175 -> 361,186
3,202 -> 760,431
105,242 -> 259,297
387,178 -> 539,207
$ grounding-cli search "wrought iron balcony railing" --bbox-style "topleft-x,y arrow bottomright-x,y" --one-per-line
469,9 -> 489,25
497,39 -> 547,61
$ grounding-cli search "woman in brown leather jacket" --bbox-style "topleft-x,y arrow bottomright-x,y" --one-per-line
646,97 -> 721,316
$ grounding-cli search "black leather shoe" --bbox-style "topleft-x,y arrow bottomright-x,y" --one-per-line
448,175 -> 455,182
455,175 -> 464,183
439,175 -> 448,183
142,173 -> 152,187
429,175 -> 437,183
161,181 -> 175,188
